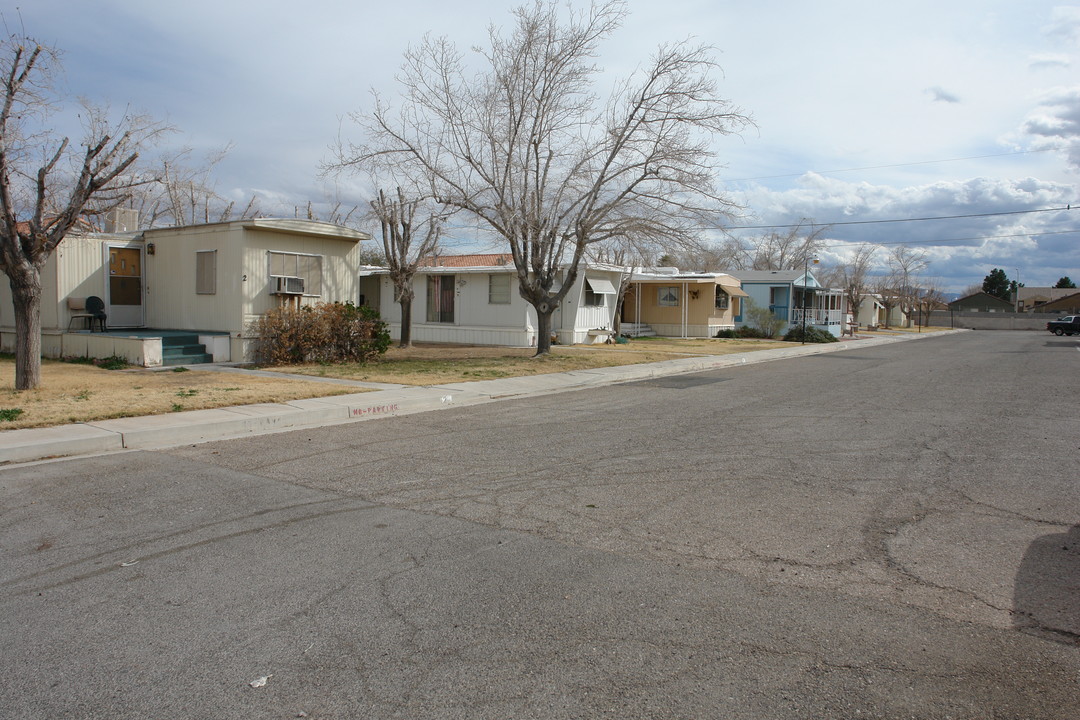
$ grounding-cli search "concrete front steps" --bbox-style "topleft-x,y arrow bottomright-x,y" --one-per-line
161,334 -> 213,366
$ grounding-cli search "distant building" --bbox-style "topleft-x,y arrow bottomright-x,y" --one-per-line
1034,291 -> 1080,314
948,292 -> 1014,313
1017,286 -> 1078,312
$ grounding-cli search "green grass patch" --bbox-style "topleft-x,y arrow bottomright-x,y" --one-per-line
0,407 -> 25,422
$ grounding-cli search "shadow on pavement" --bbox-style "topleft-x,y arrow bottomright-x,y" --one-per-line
1013,524 -> 1080,645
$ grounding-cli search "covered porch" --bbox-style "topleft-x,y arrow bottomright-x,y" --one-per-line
791,287 -> 846,336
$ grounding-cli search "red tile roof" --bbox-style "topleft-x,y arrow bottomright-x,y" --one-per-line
420,253 -> 514,268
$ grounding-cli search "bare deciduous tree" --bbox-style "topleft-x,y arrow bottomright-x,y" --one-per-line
832,243 -> 877,325
0,36 -> 166,389
370,187 -> 443,347
658,236 -> 747,272
333,0 -> 751,354
915,278 -> 946,328
890,245 -> 929,327
746,222 -> 828,271
870,278 -> 901,329
121,146 -> 260,228
870,245 -> 928,328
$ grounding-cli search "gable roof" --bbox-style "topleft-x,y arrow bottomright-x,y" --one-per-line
948,291 -> 1014,309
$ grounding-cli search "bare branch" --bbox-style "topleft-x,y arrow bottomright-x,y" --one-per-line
330,0 -> 752,354
0,33 -> 167,388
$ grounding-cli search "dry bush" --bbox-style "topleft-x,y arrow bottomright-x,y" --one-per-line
250,302 -> 390,366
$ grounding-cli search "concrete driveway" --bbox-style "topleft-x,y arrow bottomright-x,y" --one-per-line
1,330 -> 1077,718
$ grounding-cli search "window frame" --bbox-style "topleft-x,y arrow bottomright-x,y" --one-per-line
427,274 -> 456,323
714,286 -> 729,310
196,250 -> 217,295
488,273 -> 511,305
267,250 -> 323,297
657,286 -> 680,307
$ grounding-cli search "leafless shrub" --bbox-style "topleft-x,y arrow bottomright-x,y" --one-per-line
250,302 -> 390,365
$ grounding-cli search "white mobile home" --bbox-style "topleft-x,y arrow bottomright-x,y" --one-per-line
0,219 -> 372,366
368,254 -> 624,346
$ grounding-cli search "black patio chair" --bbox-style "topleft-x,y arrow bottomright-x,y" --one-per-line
84,296 -> 108,332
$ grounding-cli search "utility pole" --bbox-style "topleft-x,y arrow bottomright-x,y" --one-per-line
801,255 -> 819,344
1014,268 -> 1020,313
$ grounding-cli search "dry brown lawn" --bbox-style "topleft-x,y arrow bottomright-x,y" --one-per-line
0,359 -> 355,430
270,337 -> 789,386
0,337 -> 789,431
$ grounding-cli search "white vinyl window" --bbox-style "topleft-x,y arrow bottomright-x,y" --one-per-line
488,273 -> 511,304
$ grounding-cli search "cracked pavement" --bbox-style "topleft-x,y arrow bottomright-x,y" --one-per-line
1,330 -> 1077,718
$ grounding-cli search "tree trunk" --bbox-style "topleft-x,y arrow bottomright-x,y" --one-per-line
534,306 -> 555,356
399,297 -> 413,348
9,267 -> 43,391
612,284 -> 628,337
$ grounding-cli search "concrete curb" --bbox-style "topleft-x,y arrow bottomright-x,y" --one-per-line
0,330 -> 963,465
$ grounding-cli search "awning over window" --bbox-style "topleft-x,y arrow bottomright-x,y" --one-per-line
717,280 -> 749,297
586,276 -> 618,294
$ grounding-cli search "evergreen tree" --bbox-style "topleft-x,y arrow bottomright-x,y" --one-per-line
982,268 -> 1011,300
1054,276 -> 1076,289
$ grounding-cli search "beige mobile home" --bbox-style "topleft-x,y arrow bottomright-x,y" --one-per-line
0,219 -> 372,366
622,270 -> 747,338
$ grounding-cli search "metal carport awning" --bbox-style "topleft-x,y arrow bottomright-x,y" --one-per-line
586,276 -> 618,294
717,280 -> 748,297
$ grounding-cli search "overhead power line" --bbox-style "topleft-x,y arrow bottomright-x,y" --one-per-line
727,148 -> 1057,183
725,205 -> 1075,231
823,228 -> 1079,250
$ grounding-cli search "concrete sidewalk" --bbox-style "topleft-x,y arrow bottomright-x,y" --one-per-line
0,331 -> 959,466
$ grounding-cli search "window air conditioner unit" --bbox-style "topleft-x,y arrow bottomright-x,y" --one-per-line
273,276 -> 305,295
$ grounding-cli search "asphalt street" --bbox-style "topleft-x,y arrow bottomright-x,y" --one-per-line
1,330 -> 1077,719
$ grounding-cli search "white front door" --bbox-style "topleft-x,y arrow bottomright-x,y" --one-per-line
106,245 -> 145,327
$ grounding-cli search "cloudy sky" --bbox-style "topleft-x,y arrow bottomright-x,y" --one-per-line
12,0 -> 1080,291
